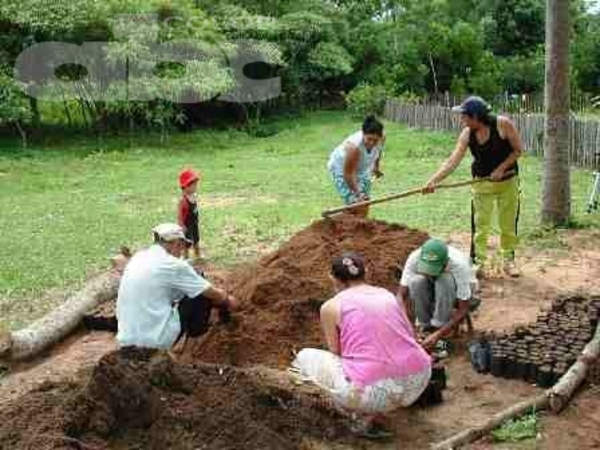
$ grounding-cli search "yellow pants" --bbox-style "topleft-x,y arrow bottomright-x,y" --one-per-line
470,176 -> 521,264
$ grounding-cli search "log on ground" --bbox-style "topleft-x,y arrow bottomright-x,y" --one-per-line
3,272 -> 119,360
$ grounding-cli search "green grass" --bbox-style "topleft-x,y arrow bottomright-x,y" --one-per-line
1,110 -> 599,331
492,411 -> 539,443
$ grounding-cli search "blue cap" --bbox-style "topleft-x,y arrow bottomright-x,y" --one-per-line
452,96 -> 491,117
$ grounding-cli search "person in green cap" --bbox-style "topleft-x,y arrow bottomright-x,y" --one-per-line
397,238 -> 476,350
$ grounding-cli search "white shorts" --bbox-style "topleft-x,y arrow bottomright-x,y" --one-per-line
291,348 -> 431,414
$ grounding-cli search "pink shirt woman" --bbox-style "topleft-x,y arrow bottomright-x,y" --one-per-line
291,252 -> 432,432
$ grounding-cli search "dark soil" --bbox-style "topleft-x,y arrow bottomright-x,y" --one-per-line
195,216 -> 428,367
0,348 -> 353,450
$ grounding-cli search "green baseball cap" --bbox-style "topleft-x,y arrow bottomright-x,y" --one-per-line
417,238 -> 449,276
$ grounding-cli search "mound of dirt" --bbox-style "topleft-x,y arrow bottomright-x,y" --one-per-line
0,348 -> 353,450
196,216 -> 428,367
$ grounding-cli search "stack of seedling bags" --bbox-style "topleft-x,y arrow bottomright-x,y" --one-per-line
474,296 -> 600,388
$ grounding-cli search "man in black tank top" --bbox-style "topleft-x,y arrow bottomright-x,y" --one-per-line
422,96 -> 525,278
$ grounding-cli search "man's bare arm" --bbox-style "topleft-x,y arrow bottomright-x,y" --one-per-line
202,286 -> 238,310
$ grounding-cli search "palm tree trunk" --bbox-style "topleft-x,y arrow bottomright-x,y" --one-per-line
542,0 -> 571,225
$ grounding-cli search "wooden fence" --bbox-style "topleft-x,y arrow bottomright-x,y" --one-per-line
410,92 -> 596,114
384,100 -> 600,169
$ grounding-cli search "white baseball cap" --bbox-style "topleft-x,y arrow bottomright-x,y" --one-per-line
152,223 -> 191,243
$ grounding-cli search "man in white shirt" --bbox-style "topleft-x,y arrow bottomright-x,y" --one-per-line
116,223 -> 237,350
397,238 -> 476,350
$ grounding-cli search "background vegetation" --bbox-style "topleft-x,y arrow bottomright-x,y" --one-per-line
1,0 -> 600,142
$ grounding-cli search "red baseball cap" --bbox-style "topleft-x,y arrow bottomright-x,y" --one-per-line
179,169 -> 200,188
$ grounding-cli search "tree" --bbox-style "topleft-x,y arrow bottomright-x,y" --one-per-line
573,11 -> 600,94
480,0 -> 546,57
105,6 -> 235,139
542,0 -> 571,225
0,0 -> 596,134
0,68 -> 31,147
501,50 -> 545,94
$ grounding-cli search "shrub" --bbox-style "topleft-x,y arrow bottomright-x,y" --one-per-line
345,84 -> 390,118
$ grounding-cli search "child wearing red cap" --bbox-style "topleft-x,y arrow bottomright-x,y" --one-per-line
178,168 -> 201,259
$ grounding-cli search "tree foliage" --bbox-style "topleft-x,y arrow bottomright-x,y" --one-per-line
0,0 -> 599,135
0,66 -> 31,146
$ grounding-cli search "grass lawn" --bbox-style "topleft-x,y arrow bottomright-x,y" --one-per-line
1,110 -> 599,331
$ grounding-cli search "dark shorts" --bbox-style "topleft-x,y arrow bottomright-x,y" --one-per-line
175,294 -> 231,344
185,225 -> 200,246
176,294 -> 212,342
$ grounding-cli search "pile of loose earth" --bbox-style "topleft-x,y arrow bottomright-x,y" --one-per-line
195,216 -> 428,367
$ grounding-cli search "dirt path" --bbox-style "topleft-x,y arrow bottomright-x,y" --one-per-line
1,230 -> 599,449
